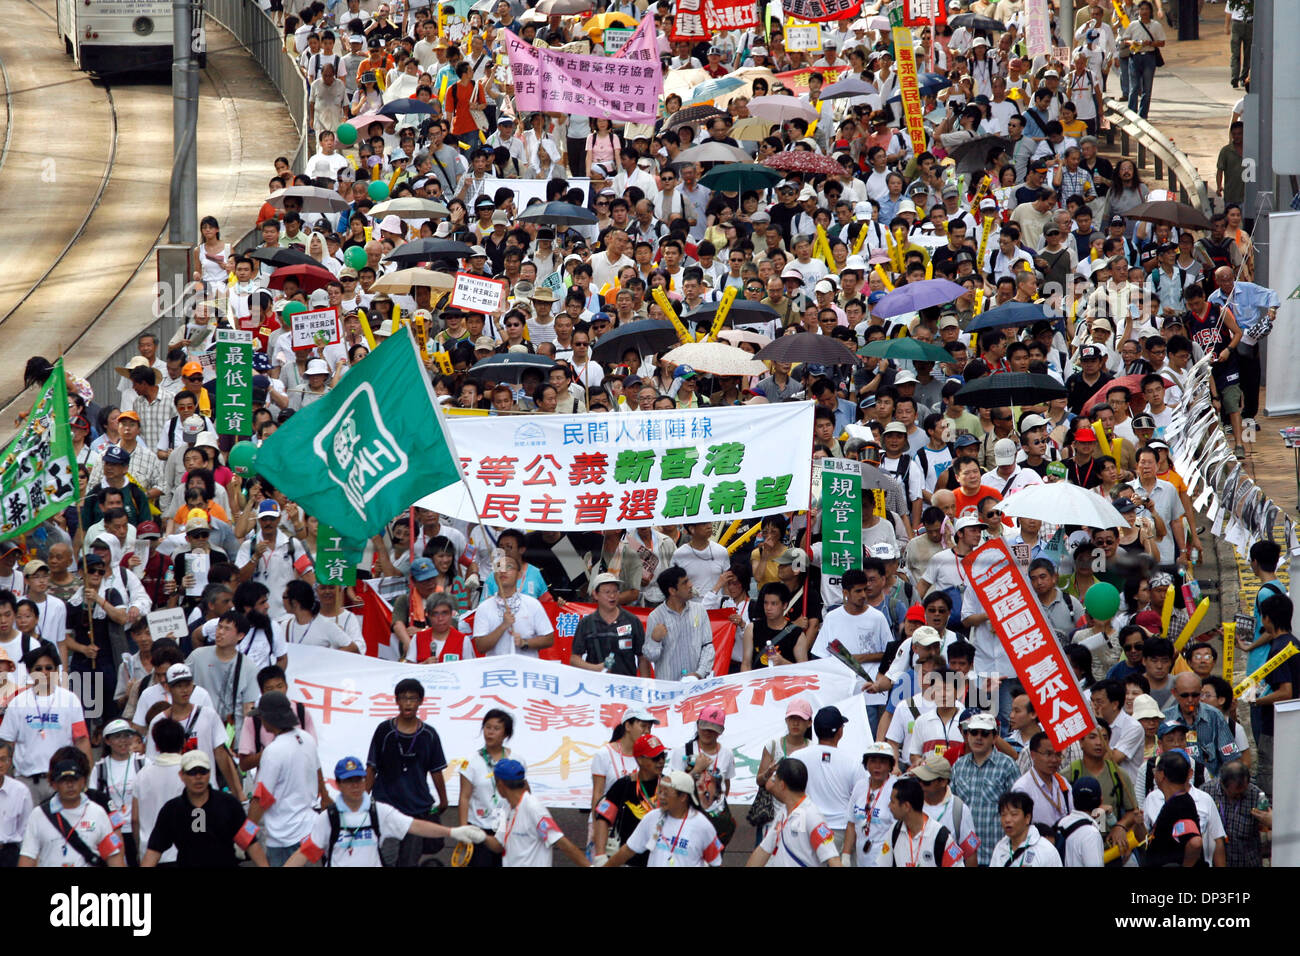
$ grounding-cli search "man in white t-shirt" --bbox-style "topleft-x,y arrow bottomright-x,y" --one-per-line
669,522 -> 731,608
288,756 -> 483,868
791,706 -> 867,832
1090,679 -> 1146,785
747,756 -> 842,867
484,759 -> 589,867
0,644 -> 90,802
18,751 -> 124,867
247,692 -> 323,867
472,554 -> 556,658
604,771 -> 724,868
145,664 -> 242,803
811,569 -> 891,726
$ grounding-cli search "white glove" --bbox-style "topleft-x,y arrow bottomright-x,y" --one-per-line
450,825 -> 487,845
1238,682 -> 1258,704
840,852 -> 853,868
592,854 -> 609,867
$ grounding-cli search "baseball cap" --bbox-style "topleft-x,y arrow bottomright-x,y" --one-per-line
623,707 -> 658,724
335,756 -> 367,780
1131,413 -> 1156,430
660,771 -> 702,806
905,604 -> 927,624
937,314 -> 961,331
1018,413 -> 1049,432
184,512 -> 211,533
51,759 -> 86,782
883,421 -> 908,436
953,434 -> 980,450
182,361 -> 203,377
697,705 -> 726,733
22,559 -> 49,576
1158,718 -> 1190,737
1080,344 -> 1104,360
633,733 -> 667,758
893,369 -> 918,385
103,718 -> 138,738
870,541 -> 898,561
1131,694 -> 1164,720
674,365 -> 697,380
166,663 -> 194,684
774,547 -> 805,567
954,514 -> 984,532
102,445 -> 131,465
1072,775 -> 1103,807
862,741 -> 896,765
961,712 -> 998,732
179,751 -> 210,773
474,335 -> 497,351
785,698 -> 813,721
257,499 -> 282,519
410,556 -> 438,582
813,705 -> 849,738
494,758 -> 526,783
1074,426 -> 1098,442
589,571 -> 621,592
1108,213 -> 1125,227
911,625 -> 943,647
993,437 -> 1018,466
911,753 -> 953,781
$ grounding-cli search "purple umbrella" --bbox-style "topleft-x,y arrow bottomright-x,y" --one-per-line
871,279 -> 969,319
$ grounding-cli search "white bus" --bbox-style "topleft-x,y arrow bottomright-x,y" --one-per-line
56,0 -> 198,73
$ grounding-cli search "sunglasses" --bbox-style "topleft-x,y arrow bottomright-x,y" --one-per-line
967,729 -> 993,737
183,767 -> 210,776
185,375 -> 204,382
188,530 -> 210,539
1176,692 -> 1201,699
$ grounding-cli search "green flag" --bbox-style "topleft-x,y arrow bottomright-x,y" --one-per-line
253,329 -> 461,541
0,358 -> 80,538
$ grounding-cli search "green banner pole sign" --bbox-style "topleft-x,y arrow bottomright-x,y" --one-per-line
0,358 -> 79,538
315,522 -> 363,586
820,457 -> 862,576
215,329 -> 254,436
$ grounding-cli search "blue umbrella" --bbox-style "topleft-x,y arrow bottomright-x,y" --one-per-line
871,278 -> 968,319
965,299 -> 1051,333
686,76 -> 745,106
378,97 -> 439,117
820,77 -> 878,100
886,72 -> 954,102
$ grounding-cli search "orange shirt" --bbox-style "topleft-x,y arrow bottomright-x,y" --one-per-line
953,485 -> 1003,519
176,502 -> 230,525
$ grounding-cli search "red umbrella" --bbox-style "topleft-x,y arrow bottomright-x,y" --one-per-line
268,264 -> 335,293
1084,372 -> 1175,415
761,151 -> 846,177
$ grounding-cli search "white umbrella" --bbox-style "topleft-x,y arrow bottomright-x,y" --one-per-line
747,95 -> 820,124
368,198 -> 451,220
674,142 -> 754,166
267,186 -> 349,214
718,328 -> 773,349
660,342 -> 768,376
998,482 -> 1128,530
370,268 -> 455,294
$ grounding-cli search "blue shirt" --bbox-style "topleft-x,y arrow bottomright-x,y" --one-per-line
1209,281 -> 1279,335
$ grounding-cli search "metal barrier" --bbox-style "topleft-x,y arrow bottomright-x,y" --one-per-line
1102,97 -> 1210,214
77,1 -> 306,410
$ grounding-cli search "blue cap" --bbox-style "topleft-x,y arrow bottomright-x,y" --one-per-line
674,364 -> 697,379
1157,718 -> 1189,737
954,433 -> 980,447
335,756 -> 366,780
591,311 -> 612,324
253,352 -> 272,372
867,291 -> 887,305
410,556 -> 437,582
257,499 -> 281,519
103,445 -> 130,465
495,758 -> 526,783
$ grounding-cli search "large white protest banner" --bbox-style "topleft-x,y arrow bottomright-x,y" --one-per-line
418,403 -> 815,531
480,177 -> 590,212
284,645 -> 869,806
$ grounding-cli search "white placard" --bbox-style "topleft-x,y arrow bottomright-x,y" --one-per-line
146,607 -> 189,642
450,272 -> 507,315
785,23 -> 822,52
291,306 -> 342,351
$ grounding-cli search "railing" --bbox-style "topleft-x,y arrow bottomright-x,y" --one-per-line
78,1 -> 306,409
1102,97 -> 1210,214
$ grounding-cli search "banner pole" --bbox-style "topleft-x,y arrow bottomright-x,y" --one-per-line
802,470 -> 814,619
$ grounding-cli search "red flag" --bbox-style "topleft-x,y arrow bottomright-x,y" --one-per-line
359,580 -> 394,658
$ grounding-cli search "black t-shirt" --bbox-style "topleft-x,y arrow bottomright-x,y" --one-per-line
751,618 -> 803,670
598,774 -> 659,868
1259,634 -> 1300,735
366,720 -> 448,816
572,609 -> 645,676
147,788 -> 248,867
1065,370 -> 1112,415
1144,791 -> 1205,868
1065,456 -> 1105,489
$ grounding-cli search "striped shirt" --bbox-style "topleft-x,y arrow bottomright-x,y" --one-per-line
950,750 -> 1020,866
642,600 -> 714,681
132,392 -> 171,453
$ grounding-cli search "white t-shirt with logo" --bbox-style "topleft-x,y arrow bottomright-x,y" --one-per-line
848,776 -> 897,867
251,728 -> 322,848
460,750 -> 525,830
759,797 -> 839,867
20,795 -> 123,867
472,593 -> 554,658
277,615 -> 359,651
0,686 -> 88,777
145,704 -> 227,778
299,795 -> 414,867
791,744 -> 867,830
811,605 -> 891,705
625,807 -> 724,866
500,790 -> 565,867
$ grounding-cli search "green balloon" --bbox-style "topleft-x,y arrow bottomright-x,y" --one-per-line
344,245 -> 368,270
367,180 -> 390,202
336,123 -> 357,146
281,300 -> 307,321
227,441 -> 258,478
1083,581 -> 1120,621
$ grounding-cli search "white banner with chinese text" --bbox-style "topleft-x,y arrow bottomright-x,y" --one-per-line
285,645 -> 869,807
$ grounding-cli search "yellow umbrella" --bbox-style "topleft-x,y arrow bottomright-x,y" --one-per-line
730,117 -> 774,141
583,12 -> 636,37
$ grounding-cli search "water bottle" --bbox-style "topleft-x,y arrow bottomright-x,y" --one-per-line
1257,793 -> 1270,812
603,652 -> 616,672
761,641 -> 775,667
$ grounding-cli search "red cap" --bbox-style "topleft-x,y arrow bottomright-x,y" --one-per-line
905,604 -> 926,623
633,733 -> 666,758
1134,610 -> 1163,634
1074,427 -> 1098,442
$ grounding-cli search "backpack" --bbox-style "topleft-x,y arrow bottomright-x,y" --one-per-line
884,452 -> 915,501
915,445 -> 954,485
888,818 -> 955,867
1051,815 -> 1094,861
325,802 -> 385,867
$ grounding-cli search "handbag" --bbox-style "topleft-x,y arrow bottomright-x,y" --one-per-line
745,736 -> 784,828
1138,24 -> 1164,66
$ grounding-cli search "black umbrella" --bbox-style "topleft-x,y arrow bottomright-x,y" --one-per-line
945,133 -> 1013,177
516,201 -> 598,226
468,352 -> 558,383
953,373 -> 1066,408
379,97 -> 440,117
247,247 -> 320,268
591,319 -> 682,363
382,238 -> 475,267
949,12 -> 1006,32
684,300 -> 780,331
755,331 -> 860,365
664,105 -> 729,132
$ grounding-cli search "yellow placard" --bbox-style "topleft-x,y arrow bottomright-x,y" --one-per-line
891,27 -> 928,157
432,349 -> 454,375
1222,621 -> 1235,682
412,313 -> 430,362
708,285 -> 739,341
726,522 -> 762,555
975,214 -> 996,281
652,287 -> 693,344
1234,641 -> 1299,698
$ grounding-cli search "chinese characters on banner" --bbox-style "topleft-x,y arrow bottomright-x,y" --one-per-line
291,306 -> 342,351
315,522 -> 362,585
602,26 -> 635,54
781,0 -> 862,24
1024,0 -> 1052,57
504,15 -> 663,123
819,458 -> 862,577
774,65 -> 853,92
785,21 -> 823,51
891,26 -> 928,157
215,329 -> 253,436
0,358 -> 78,538
902,0 -> 946,26
284,644 -> 867,806
961,539 -> 1095,750
674,0 -> 761,40
450,272 -> 507,315
417,403 -> 815,532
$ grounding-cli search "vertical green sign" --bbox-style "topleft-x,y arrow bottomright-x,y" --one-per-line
315,522 -> 361,585
821,457 -> 862,576
215,328 -> 253,436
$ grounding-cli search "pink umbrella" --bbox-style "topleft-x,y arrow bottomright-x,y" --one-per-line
1084,372 -> 1175,415
348,113 -> 396,128
762,151 -> 847,177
